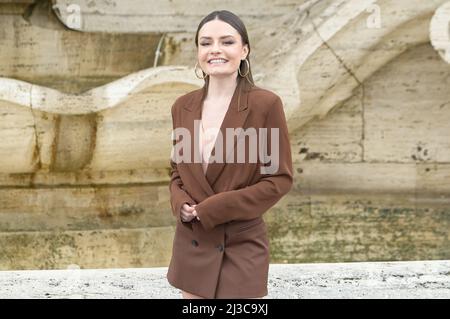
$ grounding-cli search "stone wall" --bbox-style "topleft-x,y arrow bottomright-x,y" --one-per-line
274,43 -> 450,263
0,0 -> 449,270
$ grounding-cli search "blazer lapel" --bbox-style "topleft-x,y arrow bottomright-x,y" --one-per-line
182,81 -> 251,196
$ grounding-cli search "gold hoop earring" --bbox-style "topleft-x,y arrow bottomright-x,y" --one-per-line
194,61 -> 207,79
238,58 -> 250,77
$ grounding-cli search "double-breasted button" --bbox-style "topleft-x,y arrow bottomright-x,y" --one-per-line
217,244 -> 224,252
191,239 -> 199,247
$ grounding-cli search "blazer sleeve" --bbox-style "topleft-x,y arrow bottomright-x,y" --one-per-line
169,101 -> 197,225
195,94 -> 294,232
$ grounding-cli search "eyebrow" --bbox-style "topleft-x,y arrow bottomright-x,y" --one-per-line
199,35 -> 235,40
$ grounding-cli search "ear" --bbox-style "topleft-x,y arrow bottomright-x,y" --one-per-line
242,44 -> 249,59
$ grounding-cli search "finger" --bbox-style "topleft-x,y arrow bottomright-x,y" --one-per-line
181,214 -> 192,222
181,206 -> 193,214
181,211 -> 194,222
181,206 -> 189,215
181,210 -> 192,218
180,212 -> 188,220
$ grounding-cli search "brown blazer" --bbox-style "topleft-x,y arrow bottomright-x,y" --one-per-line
167,81 -> 293,298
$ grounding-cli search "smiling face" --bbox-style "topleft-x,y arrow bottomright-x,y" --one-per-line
197,19 -> 249,79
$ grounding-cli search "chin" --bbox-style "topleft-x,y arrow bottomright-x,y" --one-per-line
208,70 -> 235,77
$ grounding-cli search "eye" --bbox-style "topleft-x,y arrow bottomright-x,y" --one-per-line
200,43 -> 210,46
224,41 -> 234,45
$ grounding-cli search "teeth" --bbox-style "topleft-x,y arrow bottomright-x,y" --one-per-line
209,59 -> 227,64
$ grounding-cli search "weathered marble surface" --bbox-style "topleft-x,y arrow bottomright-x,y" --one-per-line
0,261 -> 448,299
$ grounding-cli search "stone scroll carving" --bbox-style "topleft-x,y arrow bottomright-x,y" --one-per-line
430,2 -> 450,64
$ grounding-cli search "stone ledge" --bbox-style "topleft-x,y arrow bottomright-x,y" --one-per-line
0,260 -> 449,298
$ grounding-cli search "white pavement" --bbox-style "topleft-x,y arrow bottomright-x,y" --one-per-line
0,260 -> 449,299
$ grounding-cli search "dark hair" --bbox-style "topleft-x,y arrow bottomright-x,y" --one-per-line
194,10 -> 255,93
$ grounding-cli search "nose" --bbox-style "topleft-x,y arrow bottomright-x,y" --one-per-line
211,41 -> 221,53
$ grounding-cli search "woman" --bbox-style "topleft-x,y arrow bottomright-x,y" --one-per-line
167,10 -> 293,299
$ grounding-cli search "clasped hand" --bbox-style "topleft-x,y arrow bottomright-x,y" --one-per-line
180,203 -> 200,222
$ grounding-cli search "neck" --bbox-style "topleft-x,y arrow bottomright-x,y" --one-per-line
206,72 -> 239,100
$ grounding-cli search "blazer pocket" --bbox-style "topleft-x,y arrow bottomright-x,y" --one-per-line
232,217 -> 265,235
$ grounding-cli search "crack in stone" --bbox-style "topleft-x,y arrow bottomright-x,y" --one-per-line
361,84 -> 365,163
305,11 -> 366,162
308,14 -> 362,86
29,85 -> 42,182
